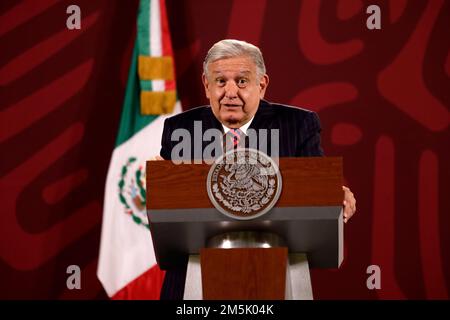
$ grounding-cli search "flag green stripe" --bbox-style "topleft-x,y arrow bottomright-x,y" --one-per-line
137,0 -> 153,96
115,41 -> 158,147
137,0 -> 150,56
141,80 -> 152,91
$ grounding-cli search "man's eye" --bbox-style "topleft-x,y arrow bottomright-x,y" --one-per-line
237,79 -> 248,87
215,79 -> 225,86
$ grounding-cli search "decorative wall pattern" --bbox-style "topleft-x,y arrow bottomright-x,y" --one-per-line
0,0 -> 448,299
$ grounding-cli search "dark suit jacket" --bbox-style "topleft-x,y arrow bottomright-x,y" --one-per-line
160,99 -> 324,160
158,99 -> 324,299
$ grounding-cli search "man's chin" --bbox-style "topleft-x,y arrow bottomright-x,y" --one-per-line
224,117 -> 240,125
220,112 -> 242,125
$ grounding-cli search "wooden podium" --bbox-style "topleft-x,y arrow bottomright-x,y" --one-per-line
146,157 -> 343,300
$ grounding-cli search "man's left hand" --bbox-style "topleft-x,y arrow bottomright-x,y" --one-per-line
342,186 -> 356,223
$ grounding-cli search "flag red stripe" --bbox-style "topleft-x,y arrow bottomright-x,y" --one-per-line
159,0 -> 176,91
112,265 -> 165,300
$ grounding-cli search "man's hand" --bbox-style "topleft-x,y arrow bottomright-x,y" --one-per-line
342,186 -> 356,223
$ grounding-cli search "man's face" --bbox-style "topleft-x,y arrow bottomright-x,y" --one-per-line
202,56 -> 269,128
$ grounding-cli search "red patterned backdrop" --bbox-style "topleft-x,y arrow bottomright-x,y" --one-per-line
0,0 -> 449,299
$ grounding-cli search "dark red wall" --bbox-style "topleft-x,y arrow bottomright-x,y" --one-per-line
0,0 -> 449,299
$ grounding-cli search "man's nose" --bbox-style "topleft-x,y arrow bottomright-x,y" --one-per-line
224,81 -> 238,99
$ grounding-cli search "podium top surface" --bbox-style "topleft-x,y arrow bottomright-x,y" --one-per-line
146,157 -> 343,210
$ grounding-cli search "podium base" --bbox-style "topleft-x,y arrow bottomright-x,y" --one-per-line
183,253 -> 313,300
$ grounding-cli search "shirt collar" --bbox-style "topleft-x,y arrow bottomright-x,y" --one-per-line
221,116 -> 254,135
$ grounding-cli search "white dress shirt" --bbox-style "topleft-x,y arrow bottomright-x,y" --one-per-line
221,116 -> 254,135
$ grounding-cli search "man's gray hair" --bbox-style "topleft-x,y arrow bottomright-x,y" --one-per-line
203,39 -> 267,79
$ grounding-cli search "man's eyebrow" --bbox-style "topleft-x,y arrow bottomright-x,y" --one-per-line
211,70 -> 252,75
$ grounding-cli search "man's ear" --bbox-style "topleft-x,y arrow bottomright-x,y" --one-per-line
202,73 -> 211,99
259,74 -> 269,99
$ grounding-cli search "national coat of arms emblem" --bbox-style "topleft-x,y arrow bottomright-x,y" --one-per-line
207,148 -> 282,220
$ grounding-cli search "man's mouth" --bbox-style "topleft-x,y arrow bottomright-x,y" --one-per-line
222,103 -> 243,108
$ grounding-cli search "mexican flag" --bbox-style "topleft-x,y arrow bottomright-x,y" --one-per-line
97,0 -> 181,299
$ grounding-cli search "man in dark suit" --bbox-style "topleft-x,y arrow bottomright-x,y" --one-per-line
160,99 -> 324,160
157,39 -> 356,299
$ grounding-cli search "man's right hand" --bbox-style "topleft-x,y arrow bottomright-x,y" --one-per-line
149,155 -> 164,161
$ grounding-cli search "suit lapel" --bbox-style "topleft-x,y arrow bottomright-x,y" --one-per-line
201,107 -> 223,155
201,106 -> 223,131
245,100 -> 276,150
249,99 -> 276,131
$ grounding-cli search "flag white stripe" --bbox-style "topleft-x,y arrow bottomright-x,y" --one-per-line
150,0 -> 165,92
150,0 -> 161,57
